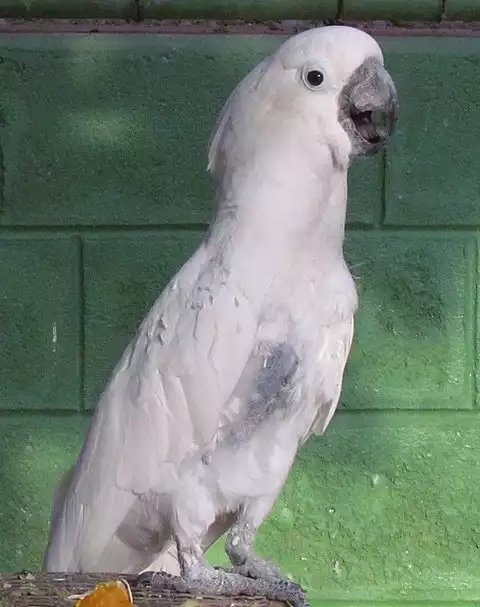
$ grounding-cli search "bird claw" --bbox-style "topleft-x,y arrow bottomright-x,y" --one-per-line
232,558 -> 284,580
216,557 -> 283,581
263,578 -> 307,607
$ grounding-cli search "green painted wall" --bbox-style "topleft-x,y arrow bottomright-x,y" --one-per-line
0,0 -> 480,21
1,32 -> 480,605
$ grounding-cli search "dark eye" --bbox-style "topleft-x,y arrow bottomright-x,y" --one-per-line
306,69 -> 324,87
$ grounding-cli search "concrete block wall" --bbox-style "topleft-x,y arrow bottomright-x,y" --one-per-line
1,29 -> 480,604
0,0 -> 480,21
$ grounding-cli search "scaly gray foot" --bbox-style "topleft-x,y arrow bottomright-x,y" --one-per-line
216,555 -> 284,580
135,568 -> 307,607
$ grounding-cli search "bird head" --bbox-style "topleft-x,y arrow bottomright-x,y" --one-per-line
208,26 -> 398,176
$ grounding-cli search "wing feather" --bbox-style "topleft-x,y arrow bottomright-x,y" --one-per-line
310,317 -> 354,436
44,252 -> 259,572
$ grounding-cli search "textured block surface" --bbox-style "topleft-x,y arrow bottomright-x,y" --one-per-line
253,412 -> 480,602
0,0 -> 136,18
141,0 -> 338,19
341,233 -> 473,410
0,237 -> 81,410
343,0 -> 443,20
475,237 -> 480,407
384,37 -> 480,226
0,0 -> 479,21
445,0 -> 480,20
0,414 -> 89,572
347,153 -> 383,225
0,35 -> 269,227
83,231 -> 204,408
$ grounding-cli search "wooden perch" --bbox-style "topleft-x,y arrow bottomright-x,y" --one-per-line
0,572 -> 286,607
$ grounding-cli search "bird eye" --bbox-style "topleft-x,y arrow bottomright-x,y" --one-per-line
304,69 -> 324,89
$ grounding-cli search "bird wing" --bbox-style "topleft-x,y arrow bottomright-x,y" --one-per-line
310,317 -> 355,436
45,252 -> 260,571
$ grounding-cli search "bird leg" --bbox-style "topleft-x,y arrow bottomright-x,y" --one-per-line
135,540 -> 307,607
224,521 -> 284,580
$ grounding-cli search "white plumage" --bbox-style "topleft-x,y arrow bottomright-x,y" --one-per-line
44,25 -> 397,603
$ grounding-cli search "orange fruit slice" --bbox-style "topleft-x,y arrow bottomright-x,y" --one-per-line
75,579 -> 133,607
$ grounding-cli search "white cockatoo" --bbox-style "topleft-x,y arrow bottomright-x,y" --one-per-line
43,25 -> 397,606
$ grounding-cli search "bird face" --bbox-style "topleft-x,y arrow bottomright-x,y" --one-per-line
271,25 -> 398,159
208,26 -> 398,176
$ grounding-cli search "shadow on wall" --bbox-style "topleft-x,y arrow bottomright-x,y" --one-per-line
0,33 -> 478,600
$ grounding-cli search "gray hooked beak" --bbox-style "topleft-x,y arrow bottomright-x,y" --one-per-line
339,57 -> 398,156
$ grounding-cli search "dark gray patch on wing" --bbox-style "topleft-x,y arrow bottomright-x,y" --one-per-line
225,342 -> 299,445
254,344 -> 298,404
